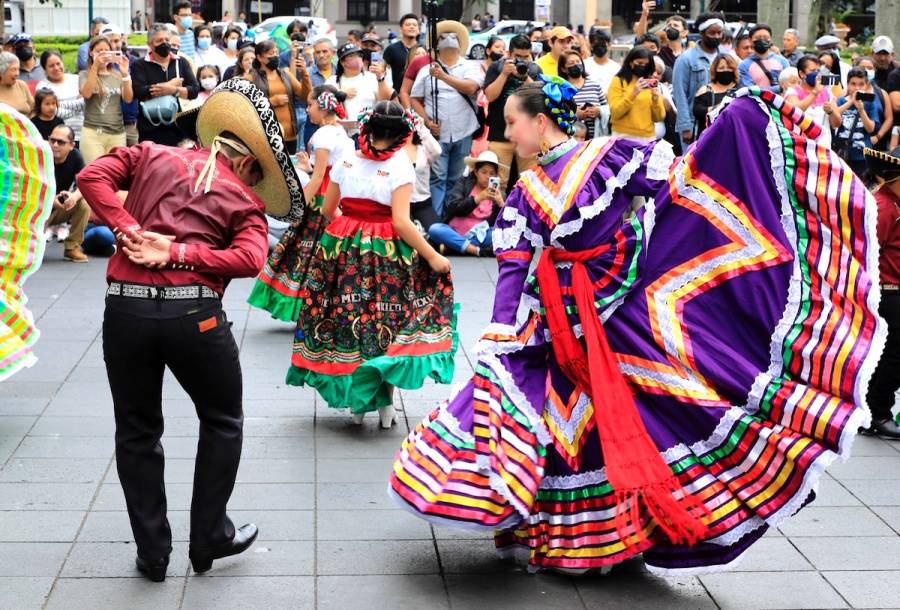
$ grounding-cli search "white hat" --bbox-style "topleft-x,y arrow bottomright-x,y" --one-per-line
99,23 -> 123,36
464,150 -> 509,170
815,35 -> 840,48
872,35 -> 894,54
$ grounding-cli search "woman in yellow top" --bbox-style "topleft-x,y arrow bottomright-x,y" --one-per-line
607,47 -> 665,142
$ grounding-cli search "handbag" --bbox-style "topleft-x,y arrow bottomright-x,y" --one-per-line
141,57 -> 181,126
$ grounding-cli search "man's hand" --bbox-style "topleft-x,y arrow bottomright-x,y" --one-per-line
150,78 -> 182,97
370,60 -> 386,78
122,230 -> 175,269
427,118 -> 441,137
681,129 -> 694,144
641,0 -> 654,15
294,54 -> 307,73
429,62 -> 445,80
61,191 -> 79,211
501,58 -> 517,77
117,54 -> 130,73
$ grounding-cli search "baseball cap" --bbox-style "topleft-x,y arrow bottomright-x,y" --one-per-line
361,32 -> 383,48
872,35 -> 894,54
548,26 -> 574,41
99,23 -> 123,37
814,34 -> 840,49
9,33 -> 32,45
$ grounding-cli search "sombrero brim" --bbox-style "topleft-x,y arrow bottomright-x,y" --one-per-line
195,79 -> 305,221
174,105 -> 200,140
863,147 -> 900,180
430,20 -> 469,54
464,155 -> 509,170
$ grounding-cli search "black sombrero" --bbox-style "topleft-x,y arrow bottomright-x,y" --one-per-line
864,146 -> 900,182
177,79 -> 305,221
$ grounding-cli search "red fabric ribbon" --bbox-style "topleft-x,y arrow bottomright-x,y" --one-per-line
535,246 -> 710,547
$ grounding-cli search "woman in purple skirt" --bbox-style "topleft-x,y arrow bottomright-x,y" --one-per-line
390,77 -> 886,575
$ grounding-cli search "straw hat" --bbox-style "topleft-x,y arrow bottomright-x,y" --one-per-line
428,20 -> 469,55
191,79 -> 305,221
864,146 -> 900,183
464,150 -> 508,171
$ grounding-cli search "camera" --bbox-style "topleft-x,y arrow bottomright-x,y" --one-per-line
855,91 -> 875,102
514,58 -> 530,76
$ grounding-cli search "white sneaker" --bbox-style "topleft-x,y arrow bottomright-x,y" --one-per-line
56,224 -> 70,242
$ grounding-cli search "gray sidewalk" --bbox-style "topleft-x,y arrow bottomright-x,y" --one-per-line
1,246 -> 899,610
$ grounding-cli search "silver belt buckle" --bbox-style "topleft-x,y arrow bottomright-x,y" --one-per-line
149,286 -> 158,299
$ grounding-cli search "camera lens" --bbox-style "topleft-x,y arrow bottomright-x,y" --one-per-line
515,60 -> 528,75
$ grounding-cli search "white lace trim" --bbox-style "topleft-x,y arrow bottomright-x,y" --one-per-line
492,204 -> 546,251
645,138 -> 674,181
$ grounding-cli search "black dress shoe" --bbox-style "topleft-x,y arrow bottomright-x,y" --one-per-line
135,555 -> 169,582
189,523 -> 259,574
862,418 -> 900,440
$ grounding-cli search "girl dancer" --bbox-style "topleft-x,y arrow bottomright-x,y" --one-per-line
249,85 -> 354,321
289,101 -> 456,428
390,79 -> 885,575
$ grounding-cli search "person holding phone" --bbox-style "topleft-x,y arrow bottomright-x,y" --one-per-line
250,40 -> 311,155
853,56 -> 893,151
326,44 -> 391,138
79,35 -> 133,164
427,150 -> 505,257
829,68 -> 881,177
559,50 -> 608,139
785,56 -> 834,146
607,46 -> 665,141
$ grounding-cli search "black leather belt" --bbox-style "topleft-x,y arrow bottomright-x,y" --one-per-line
106,282 -> 219,300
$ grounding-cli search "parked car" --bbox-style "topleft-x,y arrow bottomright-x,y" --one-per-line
3,0 -> 24,36
467,20 -> 545,59
250,16 -> 337,47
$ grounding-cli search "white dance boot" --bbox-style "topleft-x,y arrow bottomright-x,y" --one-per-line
377,404 -> 397,429
350,411 -> 365,425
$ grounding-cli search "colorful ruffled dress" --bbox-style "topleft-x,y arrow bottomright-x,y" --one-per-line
0,104 -> 54,380
390,90 -> 885,574
288,151 -> 457,412
248,124 -> 354,321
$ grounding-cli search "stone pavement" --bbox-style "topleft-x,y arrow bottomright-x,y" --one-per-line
1,246 -> 899,610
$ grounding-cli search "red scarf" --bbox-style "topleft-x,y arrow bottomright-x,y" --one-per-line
535,245 -> 710,547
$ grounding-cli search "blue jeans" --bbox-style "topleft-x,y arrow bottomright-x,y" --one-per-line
295,105 -> 308,151
430,136 -> 472,218
428,223 -> 492,254
82,223 -> 116,256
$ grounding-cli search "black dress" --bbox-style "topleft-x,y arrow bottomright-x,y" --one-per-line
692,88 -> 729,139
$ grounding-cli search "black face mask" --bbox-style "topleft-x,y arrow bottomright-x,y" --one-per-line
665,28 -> 681,42
565,64 -> 584,79
591,43 -> 608,58
14,46 -> 34,61
713,71 -> 736,85
632,62 -> 653,78
701,35 -> 721,50
489,52 -> 504,62
752,39 -> 772,54
153,42 -> 172,57
266,56 -> 280,70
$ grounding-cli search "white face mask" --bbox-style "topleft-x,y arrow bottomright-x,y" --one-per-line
200,77 -> 218,91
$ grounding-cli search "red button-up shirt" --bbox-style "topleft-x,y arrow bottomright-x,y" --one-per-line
875,187 -> 900,286
78,143 -> 268,295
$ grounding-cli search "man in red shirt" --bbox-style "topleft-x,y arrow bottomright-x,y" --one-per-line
863,146 -> 900,440
78,79 -> 305,580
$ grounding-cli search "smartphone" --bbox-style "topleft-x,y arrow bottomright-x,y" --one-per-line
531,42 -> 544,56
581,102 -> 593,109
855,91 -> 875,102
820,73 -> 840,86
643,78 -> 659,88
488,176 -> 501,190
371,51 -> 382,63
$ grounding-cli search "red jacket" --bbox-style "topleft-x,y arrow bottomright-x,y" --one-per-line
875,187 -> 900,286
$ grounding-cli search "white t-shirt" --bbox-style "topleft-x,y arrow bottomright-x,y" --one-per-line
325,71 -> 381,128
330,152 -> 415,206
308,123 -> 354,168
584,57 -> 621,94
37,75 -> 84,140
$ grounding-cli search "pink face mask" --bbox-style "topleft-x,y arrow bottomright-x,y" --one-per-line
344,56 -> 363,71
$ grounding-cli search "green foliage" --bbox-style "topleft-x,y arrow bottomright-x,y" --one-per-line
33,42 -> 80,73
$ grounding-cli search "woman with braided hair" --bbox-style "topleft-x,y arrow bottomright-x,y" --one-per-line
288,100 -> 456,429
249,84 -> 354,320
390,76 -> 884,576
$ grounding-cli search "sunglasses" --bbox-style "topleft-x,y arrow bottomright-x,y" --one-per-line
48,137 -> 71,145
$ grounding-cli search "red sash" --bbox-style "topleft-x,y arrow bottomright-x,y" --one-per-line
340,197 -> 392,220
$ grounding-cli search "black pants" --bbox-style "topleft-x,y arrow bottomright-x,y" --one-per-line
103,295 -> 243,558
867,292 -> 900,421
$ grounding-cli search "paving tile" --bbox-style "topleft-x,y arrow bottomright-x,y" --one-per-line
317,540 -> 439,575
844,436 -> 899,457
316,482 -> 396,510
0,576 -> 54,610
12,436 -> 113,459
46,577 -> 186,609
0,542 -> 70,576
0,510 -> 84,542
823,570 -> 900,609
230,483 -> 315,510
107,458 -> 314,485
791,536 -> 900,570
811,479 -> 864,507
0,399 -> 49,416
839,479 -> 900,506
317,509 -> 433,541
0,436 -> 20,463
0,416 -> 37,437
827,456 -> 900,479
318,575 -> 449,610
0,381 -> 62,401
0,458 -> 109,483
315,458 -> 395,483
438,538 -> 522,574
61,542 -> 190,578
196,540 -> 314,576
779,506 -> 897,537
445,573 -> 583,610
869,506 -> 900,533
577,573 -> 717,609
182,576 -> 314,609
699,571 -> 847,609
27,416 -> 115,437
0,482 -> 96,511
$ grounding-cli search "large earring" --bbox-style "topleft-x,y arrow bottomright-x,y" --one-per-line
539,137 -> 550,156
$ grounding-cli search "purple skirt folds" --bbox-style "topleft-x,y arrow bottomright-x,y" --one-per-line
389,90 -> 885,574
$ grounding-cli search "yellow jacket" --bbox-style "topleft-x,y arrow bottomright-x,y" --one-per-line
607,76 -> 666,139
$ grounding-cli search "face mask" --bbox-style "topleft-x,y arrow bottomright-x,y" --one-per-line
701,36 -> 721,50
866,69 -> 875,81
154,42 -> 172,57
565,64 -> 583,79
265,56 -> 280,70
179,15 -> 193,29
226,38 -> 239,50
489,52 -> 504,62
198,38 -> 211,50
591,43 -> 608,58
665,28 -> 680,42
200,77 -> 218,90
714,71 -> 736,85
14,46 -> 33,61
804,72 -> 818,87
752,39 -> 772,54
345,57 -> 363,71
632,63 -> 652,78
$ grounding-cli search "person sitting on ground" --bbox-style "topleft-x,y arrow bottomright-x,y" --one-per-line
47,125 -> 92,262
427,150 -> 506,257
